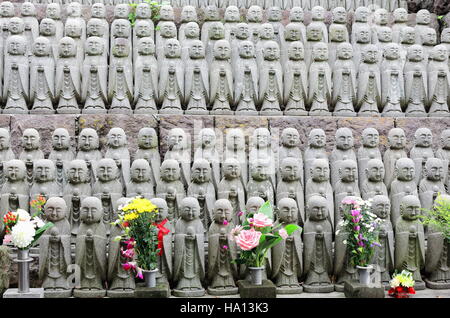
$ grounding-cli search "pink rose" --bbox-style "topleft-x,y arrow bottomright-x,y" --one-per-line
2,234 -> 11,245
252,213 -> 273,228
279,228 -> 288,240
235,228 -> 261,251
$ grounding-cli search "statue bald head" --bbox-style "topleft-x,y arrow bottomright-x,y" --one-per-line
22,128 -> 40,151
80,197 -> 103,224
306,195 -> 328,221
371,195 -> 390,219
213,199 -> 232,224
278,197 -> 298,224
45,197 -> 68,222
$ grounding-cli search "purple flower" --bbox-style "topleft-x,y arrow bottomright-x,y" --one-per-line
351,209 -> 361,217
223,220 -> 229,226
354,225 -> 360,231
371,242 -> 381,248
222,245 -> 228,249
358,241 -> 365,247
237,211 -> 243,217
358,233 -> 364,240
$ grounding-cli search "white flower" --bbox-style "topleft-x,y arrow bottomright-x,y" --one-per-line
32,216 -> 45,228
390,277 -> 400,288
15,209 -> 31,222
336,230 -> 340,235
11,221 -> 36,249
337,220 -> 345,226
343,240 -> 347,245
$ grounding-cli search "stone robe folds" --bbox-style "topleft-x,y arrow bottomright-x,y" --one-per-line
75,222 -> 107,290
418,179 -> 446,211
303,220 -> 333,285
305,180 -> 334,228
404,62 -> 427,115
276,181 -> 305,225
210,60 -> 233,112
428,61 -> 450,115
307,62 -> 332,114
30,56 -> 55,111
76,151 -> 102,186
217,179 -> 246,225
55,56 -> 81,112
156,181 -> 186,221
135,148 -> 160,187
425,229 -> 450,283
173,220 -> 205,290
158,60 -> 184,111
107,225 -> 135,290
357,64 -> 381,115
259,60 -> 283,113
81,55 -> 108,111
372,221 -> 395,282
3,53 -> 29,112
207,223 -> 238,289
133,54 -> 158,112
389,181 -> 418,225
187,182 -> 216,228
63,183 -> 91,235
271,223 -> 303,286
184,59 -> 209,112
92,181 -> 122,226
283,58 -> 307,114
381,59 -> 405,115
0,182 -> 29,219
38,220 -> 71,289
334,226 -> 358,285
383,149 -> 408,191
234,57 -> 258,113
332,60 -> 357,115
394,220 -> 425,282
108,57 -> 133,112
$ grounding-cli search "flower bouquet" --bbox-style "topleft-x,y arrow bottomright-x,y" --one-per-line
339,198 -> 382,285
229,201 -> 301,285
388,270 -> 416,298
112,197 -> 170,288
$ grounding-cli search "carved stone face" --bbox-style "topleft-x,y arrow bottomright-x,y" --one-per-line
189,40 -> 204,59
431,45 -> 448,61
337,43 -> 352,60
135,21 -> 151,38
159,5 -> 174,20
263,41 -> 279,61
224,6 -> 240,22
281,128 -> 299,147
400,196 -> 421,220
223,159 -> 240,179
209,22 -> 225,40
46,4 -> 61,19
396,158 -> 415,181
34,159 -> 55,182
87,19 -> 105,37
393,8 -> 408,22
260,24 -> 274,40
97,159 -> 118,182
246,197 -> 264,213
251,161 -> 268,181
422,30 -> 437,45
285,24 -> 301,41
168,128 -> 187,150
425,158 -> 443,181
332,7 -> 346,24
68,2 -> 81,17
415,128 -> 432,147
114,4 -> 129,19
335,128 -> 353,150
268,7 -> 282,21
0,2 -> 14,17
213,199 -> 232,224
107,128 -> 127,149
307,25 -> 322,41
138,37 -> 155,55
280,158 -> 300,182
59,37 -> 76,58
205,6 -> 219,21
131,159 -> 151,183
307,196 -> 328,221
45,197 -> 67,222
304,129 -> 323,149
288,42 -> 304,60
181,198 -> 200,221
289,7 -> 304,22
33,37 -> 50,57
136,3 -> 151,19
40,19 -> 56,36
160,22 -> 176,38
21,2 -> 35,16
254,128 -> 270,148
5,160 -> 26,181
80,197 -> 103,225
52,128 -> 70,151
407,45 -> 424,62
22,128 -> 40,151
312,43 -> 328,61
311,159 -> 329,182
65,22 -> 82,38
339,160 -> 357,182
371,195 -> 390,219
239,41 -> 254,58
226,129 -> 244,151
181,6 -> 196,22
378,27 -> 392,42
363,45 -> 378,64
79,128 -> 99,151
401,27 -> 416,44
278,198 -> 298,224
213,40 -> 231,60
362,128 -> 379,148
235,23 -> 249,39
113,20 -> 131,38
9,18 -> 24,34
138,128 -> 157,149
0,129 -> 10,150
330,26 -> 346,42
357,27 -> 371,43
164,39 -> 181,58
366,159 -> 385,182
199,128 -> 216,149
311,6 -> 325,20
384,43 -> 400,60
91,3 -> 105,18
247,6 -> 263,22
7,36 -> 25,55
185,22 -> 199,38
375,9 -> 388,25
417,10 -> 431,25
161,160 -> 180,182
151,198 -> 168,221
388,128 -> 406,149
192,159 -> 211,183
442,29 -> 450,43
440,129 -> 450,149
67,160 -> 88,184
112,40 -> 129,57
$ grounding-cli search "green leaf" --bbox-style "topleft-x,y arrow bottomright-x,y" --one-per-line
257,201 -> 273,219
284,224 -> 301,235
113,235 -> 122,242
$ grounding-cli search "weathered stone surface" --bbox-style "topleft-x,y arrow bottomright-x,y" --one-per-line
0,245 -> 11,296
10,115 -> 77,158
0,116 -> 11,130
344,280 -> 385,298
135,282 -> 170,298
237,279 -> 277,298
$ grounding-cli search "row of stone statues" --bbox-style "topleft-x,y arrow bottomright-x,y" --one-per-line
35,193 -> 448,297
18,0 -> 409,11
1,125 -> 449,233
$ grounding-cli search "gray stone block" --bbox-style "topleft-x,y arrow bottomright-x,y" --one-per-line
3,288 -> 44,298
343,280 -> 385,298
135,282 -> 170,298
237,280 -> 277,298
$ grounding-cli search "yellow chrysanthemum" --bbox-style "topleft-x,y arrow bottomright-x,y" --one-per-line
123,212 -> 139,221
121,197 -> 158,216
